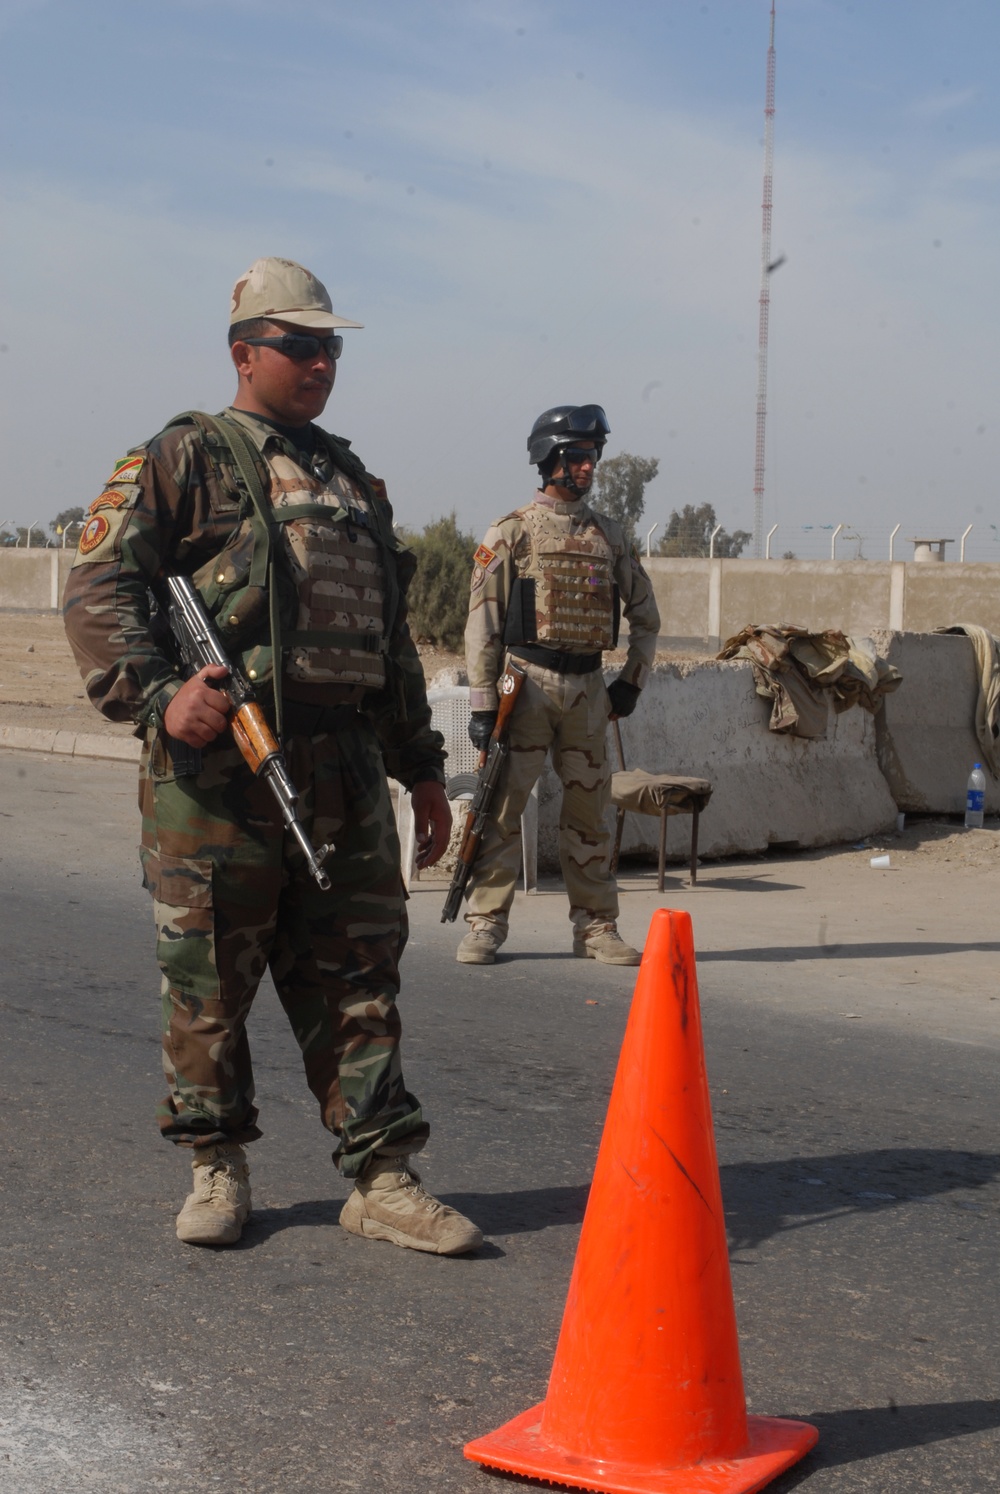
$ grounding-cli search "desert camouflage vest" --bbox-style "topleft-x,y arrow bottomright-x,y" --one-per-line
265,448 -> 387,690
519,502 -> 616,651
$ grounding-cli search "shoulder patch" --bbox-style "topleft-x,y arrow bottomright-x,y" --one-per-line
72,497 -> 136,566
474,543 -> 501,575
107,454 -> 144,484
88,489 -> 131,515
78,514 -> 111,554
367,476 -> 388,503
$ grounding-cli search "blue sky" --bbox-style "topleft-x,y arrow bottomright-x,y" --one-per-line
2,0 -> 999,558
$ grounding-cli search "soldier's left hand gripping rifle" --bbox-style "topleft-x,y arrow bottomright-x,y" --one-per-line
441,660 -> 527,923
164,573 -> 334,891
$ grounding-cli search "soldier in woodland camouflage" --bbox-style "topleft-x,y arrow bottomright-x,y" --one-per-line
458,405 -> 660,966
64,257 -> 481,1255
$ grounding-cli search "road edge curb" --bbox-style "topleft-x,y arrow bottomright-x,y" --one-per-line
0,723 -> 142,763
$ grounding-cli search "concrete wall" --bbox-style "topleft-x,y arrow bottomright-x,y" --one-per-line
642,557 -> 1000,648
0,550 -> 75,610
5,547 -> 1000,643
899,565 -> 1000,633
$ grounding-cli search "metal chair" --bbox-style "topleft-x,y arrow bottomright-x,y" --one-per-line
609,722 -> 712,890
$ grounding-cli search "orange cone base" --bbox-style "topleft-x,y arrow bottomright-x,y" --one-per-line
465,1407 -> 818,1494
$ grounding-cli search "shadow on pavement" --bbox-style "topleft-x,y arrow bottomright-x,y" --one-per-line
237,1197 -> 345,1246
240,1196 -> 509,1255
700,939 -> 1000,961
619,873 -> 805,894
769,1399 -> 1000,1487
721,1147 -> 1000,1253
236,1149 -> 997,1250
408,1183 -> 590,1237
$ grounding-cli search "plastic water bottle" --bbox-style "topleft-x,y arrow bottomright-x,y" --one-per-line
964,763 -> 986,829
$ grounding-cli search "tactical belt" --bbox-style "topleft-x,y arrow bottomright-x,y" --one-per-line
279,700 -> 363,736
509,644 -> 603,675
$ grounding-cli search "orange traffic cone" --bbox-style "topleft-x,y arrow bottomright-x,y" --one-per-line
465,907 -> 818,1493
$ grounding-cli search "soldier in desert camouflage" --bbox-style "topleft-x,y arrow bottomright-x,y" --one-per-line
64,257 -> 481,1255
458,405 -> 660,967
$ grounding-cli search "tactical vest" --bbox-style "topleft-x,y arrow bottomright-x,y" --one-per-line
266,449 -> 387,690
157,411 -> 404,719
513,502 -> 617,651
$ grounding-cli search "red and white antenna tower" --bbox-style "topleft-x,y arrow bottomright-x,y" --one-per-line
753,0 -> 777,557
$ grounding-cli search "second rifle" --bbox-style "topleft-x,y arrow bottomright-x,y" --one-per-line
441,661 -> 527,922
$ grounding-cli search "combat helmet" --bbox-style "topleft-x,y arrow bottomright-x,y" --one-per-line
528,405 -> 610,496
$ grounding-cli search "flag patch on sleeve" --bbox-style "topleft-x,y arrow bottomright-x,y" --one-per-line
473,543 -> 501,575
107,455 -> 144,484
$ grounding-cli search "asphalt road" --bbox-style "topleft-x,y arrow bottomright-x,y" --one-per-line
0,750 -> 997,1492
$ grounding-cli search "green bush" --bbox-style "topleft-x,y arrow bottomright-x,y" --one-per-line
401,513 -> 478,650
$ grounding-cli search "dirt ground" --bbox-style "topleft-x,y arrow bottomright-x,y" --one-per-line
3,610 -> 996,873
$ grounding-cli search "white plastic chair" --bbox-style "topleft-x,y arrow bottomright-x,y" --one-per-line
397,686 -> 538,893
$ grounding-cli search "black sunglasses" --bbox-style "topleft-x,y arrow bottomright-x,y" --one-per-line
242,333 -> 343,361
561,446 -> 600,464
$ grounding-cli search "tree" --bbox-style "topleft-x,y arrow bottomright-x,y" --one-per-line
592,453 -> 659,541
399,513 -> 478,650
50,505 -> 86,539
658,503 -> 751,558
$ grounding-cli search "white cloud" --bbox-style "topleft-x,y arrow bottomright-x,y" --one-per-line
908,85 -> 980,119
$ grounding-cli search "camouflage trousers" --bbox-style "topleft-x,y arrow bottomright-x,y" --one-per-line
464,661 -> 619,934
138,712 -> 428,1179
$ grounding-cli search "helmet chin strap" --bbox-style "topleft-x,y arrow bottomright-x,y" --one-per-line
550,449 -> 586,499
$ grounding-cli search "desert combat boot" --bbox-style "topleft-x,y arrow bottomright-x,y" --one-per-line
456,924 -> 505,965
340,1157 -> 483,1255
573,924 -> 642,966
175,1142 -> 252,1247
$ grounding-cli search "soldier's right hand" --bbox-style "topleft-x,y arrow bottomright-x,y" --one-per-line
163,664 -> 232,747
468,711 -> 498,751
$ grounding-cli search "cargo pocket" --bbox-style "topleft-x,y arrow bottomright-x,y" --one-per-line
140,848 -> 214,909
589,678 -> 614,736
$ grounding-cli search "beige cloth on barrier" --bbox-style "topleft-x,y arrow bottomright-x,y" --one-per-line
933,623 -> 1000,779
716,624 -> 902,740
610,771 -> 712,817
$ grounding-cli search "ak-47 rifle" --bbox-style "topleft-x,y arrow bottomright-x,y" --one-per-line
164,573 -> 334,891
441,661 -> 527,923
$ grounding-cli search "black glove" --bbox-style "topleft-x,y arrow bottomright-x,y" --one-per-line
468,711 -> 498,750
607,678 -> 641,718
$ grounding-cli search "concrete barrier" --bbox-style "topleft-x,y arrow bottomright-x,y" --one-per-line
866,630 -> 999,814
609,659 -> 898,865
429,655 -> 904,871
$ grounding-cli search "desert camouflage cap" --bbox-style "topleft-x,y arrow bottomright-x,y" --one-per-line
229,257 -> 364,330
